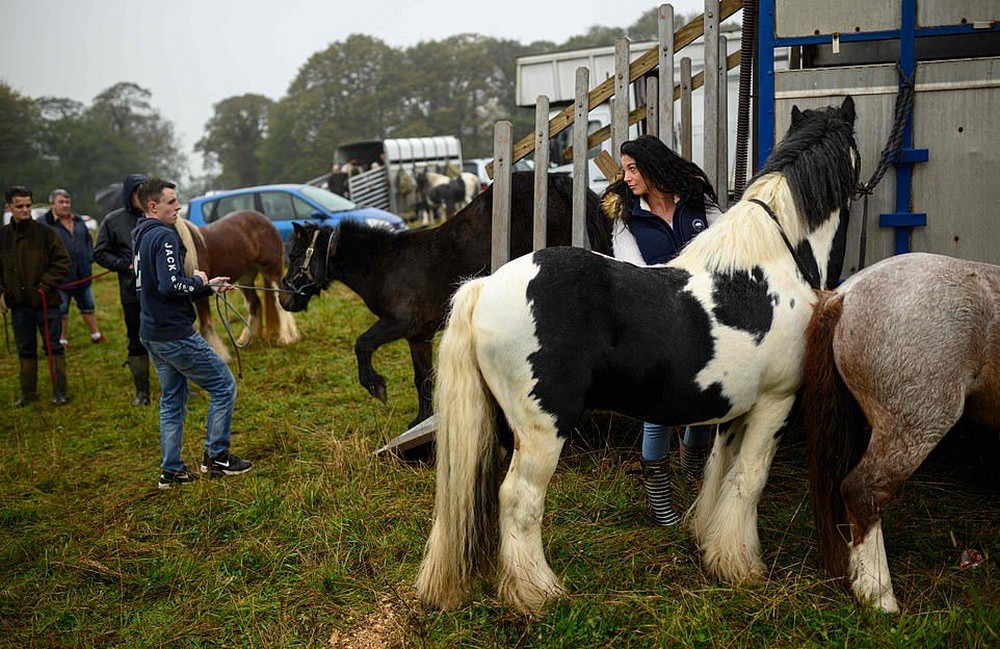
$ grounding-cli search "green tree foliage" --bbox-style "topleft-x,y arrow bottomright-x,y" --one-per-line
262,34 -> 408,182
0,84 -> 48,197
88,82 -> 186,182
196,93 -> 273,189
0,81 -> 184,218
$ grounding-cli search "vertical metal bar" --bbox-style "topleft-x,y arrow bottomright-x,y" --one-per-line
717,34 -> 729,210
658,3 -> 675,149
757,0 -> 777,168
573,67 -> 590,249
646,77 -> 659,138
680,57 -> 693,161
703,0 -> 720,185
612,37 -> 630,158
533,96 -> 550,252
491,121 -> 513,272
894,0 -> 918,255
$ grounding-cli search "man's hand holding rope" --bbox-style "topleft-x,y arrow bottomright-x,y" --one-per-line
193,270 -> 234,294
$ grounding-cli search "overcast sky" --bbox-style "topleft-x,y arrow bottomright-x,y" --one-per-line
1,0 -> 706,177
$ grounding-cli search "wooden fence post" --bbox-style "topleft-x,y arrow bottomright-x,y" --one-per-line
717,34 -> 729,210
646,77 -> 659,137
680,56 -> 693,161
491,121 -> 513,272
534,96 -> 550,252
703,0 -> 720,189
612,37 -> 630,159
572,67 -> 590,249
658,4 -> 675,149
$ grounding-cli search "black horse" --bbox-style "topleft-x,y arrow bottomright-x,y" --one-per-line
279,171 -> 612,428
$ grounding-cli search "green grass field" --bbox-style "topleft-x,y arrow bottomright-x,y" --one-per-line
1,277 -> 998,648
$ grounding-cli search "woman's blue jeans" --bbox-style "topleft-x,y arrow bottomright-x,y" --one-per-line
142,333 -> 236,473
642,422 -> 715,462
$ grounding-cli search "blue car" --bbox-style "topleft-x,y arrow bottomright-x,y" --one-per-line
185,183 -> 406,240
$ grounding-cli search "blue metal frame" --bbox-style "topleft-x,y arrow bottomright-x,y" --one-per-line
755,0 -> 999,254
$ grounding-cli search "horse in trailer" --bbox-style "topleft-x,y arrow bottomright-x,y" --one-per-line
416,97 -> 859,613
414,169 -> 478,223
175,211 -> 300,361
804,252 -> 1000,613
278,171 -> 612,429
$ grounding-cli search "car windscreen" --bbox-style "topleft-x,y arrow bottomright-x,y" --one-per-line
299,185 -> 358,213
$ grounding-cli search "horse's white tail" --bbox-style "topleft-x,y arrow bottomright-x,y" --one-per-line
173,217 -> 204,275
416,278 -> 502,610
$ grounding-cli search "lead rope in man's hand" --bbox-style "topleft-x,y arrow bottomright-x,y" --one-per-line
209,281 -> 305,381
213,288 -> 251,380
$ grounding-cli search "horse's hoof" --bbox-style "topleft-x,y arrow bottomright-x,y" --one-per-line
369,380 -> 388,403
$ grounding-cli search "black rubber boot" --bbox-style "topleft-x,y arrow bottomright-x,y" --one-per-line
641,457 -> 681,526
128,355 -> 150,406
51,355 -> 70,406
680,441 -> 709,490
15,358 -> 38,407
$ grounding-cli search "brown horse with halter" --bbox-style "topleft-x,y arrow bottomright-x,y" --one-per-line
175,210 -> 299,361
804,252 -> 1000,612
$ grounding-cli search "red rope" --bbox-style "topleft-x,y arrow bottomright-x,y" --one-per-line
58,268 -> 113,290
38,288 -> 57,389
31,268 -> 112,388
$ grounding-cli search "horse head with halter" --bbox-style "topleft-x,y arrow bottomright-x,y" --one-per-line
279,222 -> 340,312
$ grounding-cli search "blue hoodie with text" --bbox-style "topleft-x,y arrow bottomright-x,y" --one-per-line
132,218 -> 213,342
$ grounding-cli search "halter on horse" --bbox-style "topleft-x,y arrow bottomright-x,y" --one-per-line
417,97 -> 859,613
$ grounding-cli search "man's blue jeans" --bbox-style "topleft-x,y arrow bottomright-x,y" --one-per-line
142,333 -> 236,473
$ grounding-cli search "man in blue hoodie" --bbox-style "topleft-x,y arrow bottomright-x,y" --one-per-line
132,177 -> 253,489
95,174 -> 151,405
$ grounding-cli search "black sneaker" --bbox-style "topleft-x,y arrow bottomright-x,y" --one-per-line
158,468 -> 200,489
201,450 -> 253,477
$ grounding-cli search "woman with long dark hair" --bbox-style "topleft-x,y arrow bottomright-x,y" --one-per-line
602,134 -> 721,526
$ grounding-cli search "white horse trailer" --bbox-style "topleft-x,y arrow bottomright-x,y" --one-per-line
324,136 -> 463,216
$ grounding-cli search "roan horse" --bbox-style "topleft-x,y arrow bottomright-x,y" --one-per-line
416,97 -> 858,613
175,210 -> 299,361
804,252 -> 1000,613
278,172 -> 612,428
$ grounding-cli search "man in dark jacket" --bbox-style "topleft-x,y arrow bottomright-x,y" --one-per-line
41,188 -> 105,346
0,185 -> 71,406
94,174 -> 149,405
133,177 -> 252,489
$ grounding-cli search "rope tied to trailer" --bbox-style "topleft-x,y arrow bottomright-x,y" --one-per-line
855,66 -> 917,270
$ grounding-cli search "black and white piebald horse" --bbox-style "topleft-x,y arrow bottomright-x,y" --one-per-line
417,97 -> 859,613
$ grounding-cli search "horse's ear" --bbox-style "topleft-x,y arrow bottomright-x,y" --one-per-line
840,95 -> 856,125
791,105 -> 806,129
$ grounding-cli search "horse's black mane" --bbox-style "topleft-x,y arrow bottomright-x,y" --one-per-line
751,103 -> 859,231
334,218 -> 400,242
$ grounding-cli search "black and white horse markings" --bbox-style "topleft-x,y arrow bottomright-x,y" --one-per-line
414,169 -> 479,223
416,97 -> 859,612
